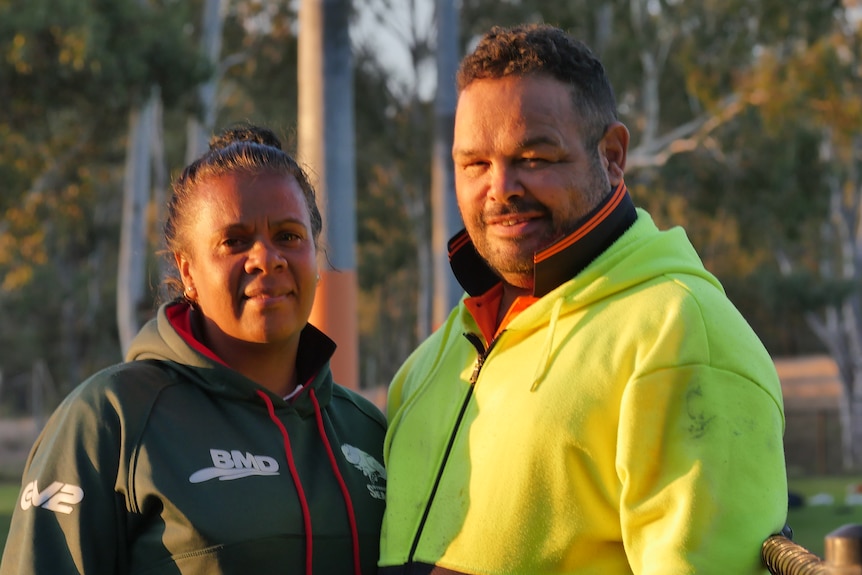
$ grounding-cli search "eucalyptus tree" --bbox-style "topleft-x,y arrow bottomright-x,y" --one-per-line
743,10 -> 862,468
0,0 -> 205,402
186,0 -> 227,162
350,0 -> 438,388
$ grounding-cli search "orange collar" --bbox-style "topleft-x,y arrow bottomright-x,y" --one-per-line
464,284 -> 539,343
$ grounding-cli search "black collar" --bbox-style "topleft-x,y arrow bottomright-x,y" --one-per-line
448,182 -> 637,297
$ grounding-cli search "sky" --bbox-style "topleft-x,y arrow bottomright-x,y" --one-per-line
351,0 -> 438,100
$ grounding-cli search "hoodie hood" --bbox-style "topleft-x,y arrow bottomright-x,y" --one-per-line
449,182 -> 721,320
125,300 -> 337,414
449,184 -> 725,390
449,182 -> 639,298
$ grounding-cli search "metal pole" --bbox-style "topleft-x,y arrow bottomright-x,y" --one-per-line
762,525 -> 862,575
825,524 -> 862,574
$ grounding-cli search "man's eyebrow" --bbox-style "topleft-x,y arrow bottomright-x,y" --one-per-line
517,135 -> 562,149
453,136 -> 560,159
452,147 -> 481,160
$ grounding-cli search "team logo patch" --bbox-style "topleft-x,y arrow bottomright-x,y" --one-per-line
341,444 -> 386,500
21,480 -> 84,514
189,449 -> 280,483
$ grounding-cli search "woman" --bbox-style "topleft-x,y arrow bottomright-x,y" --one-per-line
0,125 -> 387,575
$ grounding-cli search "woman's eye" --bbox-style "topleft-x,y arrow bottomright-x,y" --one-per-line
277,232 -> 301,242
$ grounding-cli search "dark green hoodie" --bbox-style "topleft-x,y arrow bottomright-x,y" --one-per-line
0,300 -> 387,575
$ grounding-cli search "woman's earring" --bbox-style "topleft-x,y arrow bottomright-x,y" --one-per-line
184,286 -> 197,308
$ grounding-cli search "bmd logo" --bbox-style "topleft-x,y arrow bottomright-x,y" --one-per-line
21,480 -> 84,514
189,449 -> 280,483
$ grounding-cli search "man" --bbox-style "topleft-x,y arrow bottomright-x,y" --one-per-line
379,23 -> 787,575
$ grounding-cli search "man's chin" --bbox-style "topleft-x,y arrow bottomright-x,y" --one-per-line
500,273 -> 534,291
483,254 -> 533,283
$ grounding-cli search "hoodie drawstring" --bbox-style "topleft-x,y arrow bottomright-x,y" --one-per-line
257,390 -> 314,575
256,388 -> 362,575
310,389 -> 362,575
531,297 -> 565,391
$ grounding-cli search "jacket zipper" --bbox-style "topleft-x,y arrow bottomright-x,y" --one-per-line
405,331 -> 500,566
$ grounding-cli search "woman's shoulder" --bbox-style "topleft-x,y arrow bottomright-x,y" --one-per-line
330,384 -> 387,429
63,359 -> 183,411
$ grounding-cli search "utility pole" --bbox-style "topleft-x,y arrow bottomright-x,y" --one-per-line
431,0 -> 462,328
299,0 -> 359,389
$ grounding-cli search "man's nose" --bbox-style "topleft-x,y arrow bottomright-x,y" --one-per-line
487,164 -> 525,202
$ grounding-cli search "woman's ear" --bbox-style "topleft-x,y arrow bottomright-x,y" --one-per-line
599,121 -> 629,187
175,252 -> 193,292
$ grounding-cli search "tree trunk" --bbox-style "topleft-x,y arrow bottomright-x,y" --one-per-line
797,131 -> 862,470
186,0 -> 226,162
117,89 -> 157,353
150,92 -> 171,302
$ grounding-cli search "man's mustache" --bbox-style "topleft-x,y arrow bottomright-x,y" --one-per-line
482,199 -> 548,221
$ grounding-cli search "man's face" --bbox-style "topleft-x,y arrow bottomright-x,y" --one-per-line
452,74 -> 622,289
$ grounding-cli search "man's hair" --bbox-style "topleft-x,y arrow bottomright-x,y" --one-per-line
457,23 -> 618,149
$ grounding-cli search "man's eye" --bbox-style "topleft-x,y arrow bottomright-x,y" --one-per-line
461,161 -> 487,173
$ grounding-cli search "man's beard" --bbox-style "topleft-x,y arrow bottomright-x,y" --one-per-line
471,198 -> 561,280
471,169 -> 611,283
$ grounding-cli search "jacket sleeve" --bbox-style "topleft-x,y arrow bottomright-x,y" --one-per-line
0,376 -> 126,575
617,360 -> 787,574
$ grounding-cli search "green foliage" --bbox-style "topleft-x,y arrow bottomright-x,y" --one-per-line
0,0 -> 211,399
0,0 -> 209,116
351,43 -> 433,385
217,1 -> 300,129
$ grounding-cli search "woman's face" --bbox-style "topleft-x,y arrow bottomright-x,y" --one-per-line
176,171 -> 318,351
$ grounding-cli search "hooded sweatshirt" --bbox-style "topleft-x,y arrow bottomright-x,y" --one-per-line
379,184 -> 787,575
0,301 -> 387,575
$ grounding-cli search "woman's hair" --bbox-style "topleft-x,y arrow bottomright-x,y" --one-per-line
456,23 -> 618,150
160,124 -> 322,299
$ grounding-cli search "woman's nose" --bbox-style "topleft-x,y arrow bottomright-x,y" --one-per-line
246,240 -> 286,272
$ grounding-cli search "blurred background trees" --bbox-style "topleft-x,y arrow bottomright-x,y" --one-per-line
3,0 -> 862,464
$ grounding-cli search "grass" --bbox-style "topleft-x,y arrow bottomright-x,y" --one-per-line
0,484 -> 20,555
786,475 -> 862,557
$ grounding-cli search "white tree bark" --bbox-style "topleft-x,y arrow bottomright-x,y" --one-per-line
117,89 -> 157,354
781,131 -> 862,469
186,0 -> 226,162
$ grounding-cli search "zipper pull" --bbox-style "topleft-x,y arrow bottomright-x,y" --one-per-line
463,331 -> 503,386
463,332 -> 486,385
469,356 -> 485,385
